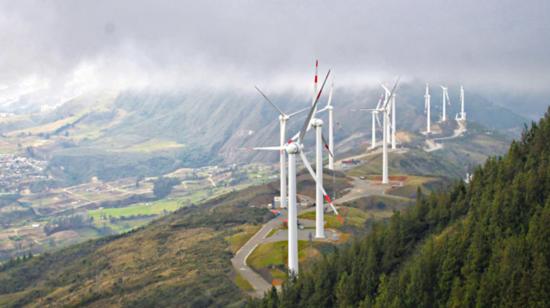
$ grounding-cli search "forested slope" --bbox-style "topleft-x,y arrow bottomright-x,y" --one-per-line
253,107 -> 550,307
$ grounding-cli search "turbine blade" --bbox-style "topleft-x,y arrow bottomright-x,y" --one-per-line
287,106 -> 310,118
298,150 -> 339,215
253,146 -> 284,151
380,83 -> 390,93
375,94 -> 384,109
321,133 -> 334,158
288,131 -> 300,143
298,69 -> 331,143
326,78 -> 334,107
316,106 -> 328,113
254,86 -> 286,117
376,113 -> 382,127
382,77 -> 400,110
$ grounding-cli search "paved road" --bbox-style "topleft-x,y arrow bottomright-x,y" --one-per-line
264,216 -> 341,243
232,156 -> 401,297
230,206 -> 338,297
231,215 -> 281,297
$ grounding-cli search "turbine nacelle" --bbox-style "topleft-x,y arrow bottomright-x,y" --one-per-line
311,118 -> 323,127
285,142 -> 301,154
279,114 -> 289,121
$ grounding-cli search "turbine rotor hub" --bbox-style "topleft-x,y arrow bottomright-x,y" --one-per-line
311,118 -> 323,127
286,143 -> 300,154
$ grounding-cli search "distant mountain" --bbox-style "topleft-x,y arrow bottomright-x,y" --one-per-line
0,83 -> 530,184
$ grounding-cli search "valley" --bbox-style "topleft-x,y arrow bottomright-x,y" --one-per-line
0,161 -> 276,261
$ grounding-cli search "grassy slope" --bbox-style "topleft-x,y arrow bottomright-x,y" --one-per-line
247,241 -> 321,283
0,172 -> 350,307
0,183 -> 277,307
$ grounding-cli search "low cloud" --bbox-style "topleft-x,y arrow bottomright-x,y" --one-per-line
0,0 -> 548,100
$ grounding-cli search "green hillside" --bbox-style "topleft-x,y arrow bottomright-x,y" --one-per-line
251,108 -> 550,307
0,183 -> 277,307
0,170 -> 353,307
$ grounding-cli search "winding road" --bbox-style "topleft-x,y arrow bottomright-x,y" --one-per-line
231,215 -> 280,297
231,177 -> 383,297
424,120 -> 467,152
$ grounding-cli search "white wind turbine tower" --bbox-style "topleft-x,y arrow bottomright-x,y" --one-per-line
424,83 -> 431,134
254,87 -> 308,209
371,110 -> 377,149
391,89 -> 396,149
254,70 -> 339,274
381,85 -> 391,145
440,85 -> 450,122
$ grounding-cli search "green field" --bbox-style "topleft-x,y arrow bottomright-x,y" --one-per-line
88,199 -> 183,220
111,139 -> 185,153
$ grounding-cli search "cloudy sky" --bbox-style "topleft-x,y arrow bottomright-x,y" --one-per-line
0,0 -> 549,109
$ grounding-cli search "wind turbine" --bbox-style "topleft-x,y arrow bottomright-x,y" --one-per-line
254,87 -> 308,209
308,70 -> 335,238
381,84 -> 397,149
255,70 -> 338,275
367,79 -> 400,184
440,85 -> 450,122
360,95 -> 383,150
425,83 -> 431,134
308,62 -> 335,237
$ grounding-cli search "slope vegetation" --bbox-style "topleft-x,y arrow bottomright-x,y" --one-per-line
0,171 -> 353,307
0,183 -> 277,307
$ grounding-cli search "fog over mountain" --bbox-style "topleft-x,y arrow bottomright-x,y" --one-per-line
0,1 -> 549,118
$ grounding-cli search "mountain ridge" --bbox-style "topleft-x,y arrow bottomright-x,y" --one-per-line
0,83 -> 528,185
